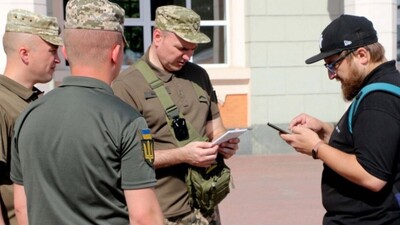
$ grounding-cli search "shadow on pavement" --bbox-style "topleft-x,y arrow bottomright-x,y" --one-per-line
219,154 -> 325,225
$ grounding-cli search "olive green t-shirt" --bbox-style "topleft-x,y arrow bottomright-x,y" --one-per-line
11,76 -> 156,225
112,51 -> 220,218
0,75 -> 41,225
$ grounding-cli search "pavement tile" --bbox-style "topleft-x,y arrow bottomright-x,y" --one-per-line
219,154 -> 325,225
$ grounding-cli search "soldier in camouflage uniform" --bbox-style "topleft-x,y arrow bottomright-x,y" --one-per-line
112,5 -> 240,225
10,0 -> 163,224
0,9 -> 63,225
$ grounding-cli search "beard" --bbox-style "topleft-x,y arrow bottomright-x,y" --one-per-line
340,63 -> 365,101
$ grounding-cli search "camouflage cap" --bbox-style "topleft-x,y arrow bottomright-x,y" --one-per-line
155,5 -> 210,44
6,9 -> 63,46
65,0 -> 128,45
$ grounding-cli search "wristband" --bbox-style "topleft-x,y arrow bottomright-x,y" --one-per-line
312,140 -> 324,159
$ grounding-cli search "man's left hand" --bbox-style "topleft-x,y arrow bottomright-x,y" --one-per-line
218,138 -> 240,159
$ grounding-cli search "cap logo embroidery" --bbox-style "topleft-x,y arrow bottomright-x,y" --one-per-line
344,40 -> 352,46
318,35 -> 323,49
193,22 -> 199,31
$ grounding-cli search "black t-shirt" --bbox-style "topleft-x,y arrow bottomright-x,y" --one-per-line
324,61 -> 400,224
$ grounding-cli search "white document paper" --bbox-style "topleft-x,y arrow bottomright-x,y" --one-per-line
211,128 -> 248,145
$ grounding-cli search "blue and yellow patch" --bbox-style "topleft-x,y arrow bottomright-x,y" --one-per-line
141,128 -> 154,167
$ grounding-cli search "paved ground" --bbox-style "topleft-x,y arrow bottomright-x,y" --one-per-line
219,154 -> 325,225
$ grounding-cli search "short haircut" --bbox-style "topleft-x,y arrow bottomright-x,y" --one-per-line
63,29 -> 123,67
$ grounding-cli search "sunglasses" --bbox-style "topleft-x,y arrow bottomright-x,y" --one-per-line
324,50 -> 355,79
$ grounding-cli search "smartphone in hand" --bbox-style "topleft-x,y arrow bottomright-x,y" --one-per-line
267,122 -> 290,134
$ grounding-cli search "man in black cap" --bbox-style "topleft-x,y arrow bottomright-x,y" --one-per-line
280,14 -> 400,224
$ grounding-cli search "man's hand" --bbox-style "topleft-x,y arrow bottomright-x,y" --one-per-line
217,137 -> 240,159
289,113 -> 334,142
181,141 -> 219,167
280,126 -> 321,157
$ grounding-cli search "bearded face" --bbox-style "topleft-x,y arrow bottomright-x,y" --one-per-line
339,60 -> 365,101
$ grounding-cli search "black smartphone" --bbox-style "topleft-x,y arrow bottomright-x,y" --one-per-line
267,122 -> 290,134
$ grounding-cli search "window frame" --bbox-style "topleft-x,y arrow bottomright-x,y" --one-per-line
121,0 -> 230,66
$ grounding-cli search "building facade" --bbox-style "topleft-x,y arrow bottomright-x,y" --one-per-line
0,0 -> 397,154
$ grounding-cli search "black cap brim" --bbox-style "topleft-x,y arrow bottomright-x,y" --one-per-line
305,49 -> 342,64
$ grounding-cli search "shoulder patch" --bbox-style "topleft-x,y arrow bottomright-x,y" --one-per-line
141,128 -> 154,167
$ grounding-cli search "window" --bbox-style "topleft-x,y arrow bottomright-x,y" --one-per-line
110,0 -> 228,65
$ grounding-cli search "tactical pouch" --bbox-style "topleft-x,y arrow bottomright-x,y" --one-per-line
185,156 -> 231,213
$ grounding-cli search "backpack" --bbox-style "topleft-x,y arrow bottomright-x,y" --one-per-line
348,82 -> 400,134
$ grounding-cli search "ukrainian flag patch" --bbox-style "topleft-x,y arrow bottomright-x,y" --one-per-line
141,128 -> 154,167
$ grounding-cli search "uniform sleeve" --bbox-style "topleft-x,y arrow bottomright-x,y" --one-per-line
0,110 -> 9,165
200,69 -> 220,121
0,109 -> 12,185
120,116 -> 156,190
10,125 -> 23,185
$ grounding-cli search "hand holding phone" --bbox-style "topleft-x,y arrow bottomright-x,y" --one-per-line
267,122 -> 290,134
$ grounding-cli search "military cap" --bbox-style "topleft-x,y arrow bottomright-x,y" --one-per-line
155,5 -> 210,44
65,0 -> 128,45
6,9 -> 63,46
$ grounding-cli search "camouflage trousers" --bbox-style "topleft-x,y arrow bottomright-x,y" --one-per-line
164,208 -> 221,225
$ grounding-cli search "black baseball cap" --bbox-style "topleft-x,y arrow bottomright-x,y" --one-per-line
305,14 -> 378,64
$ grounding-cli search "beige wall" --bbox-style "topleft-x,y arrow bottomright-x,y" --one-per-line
247,0 -> 397,125
345,0 -> 397,61
247,0 -> 345,125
